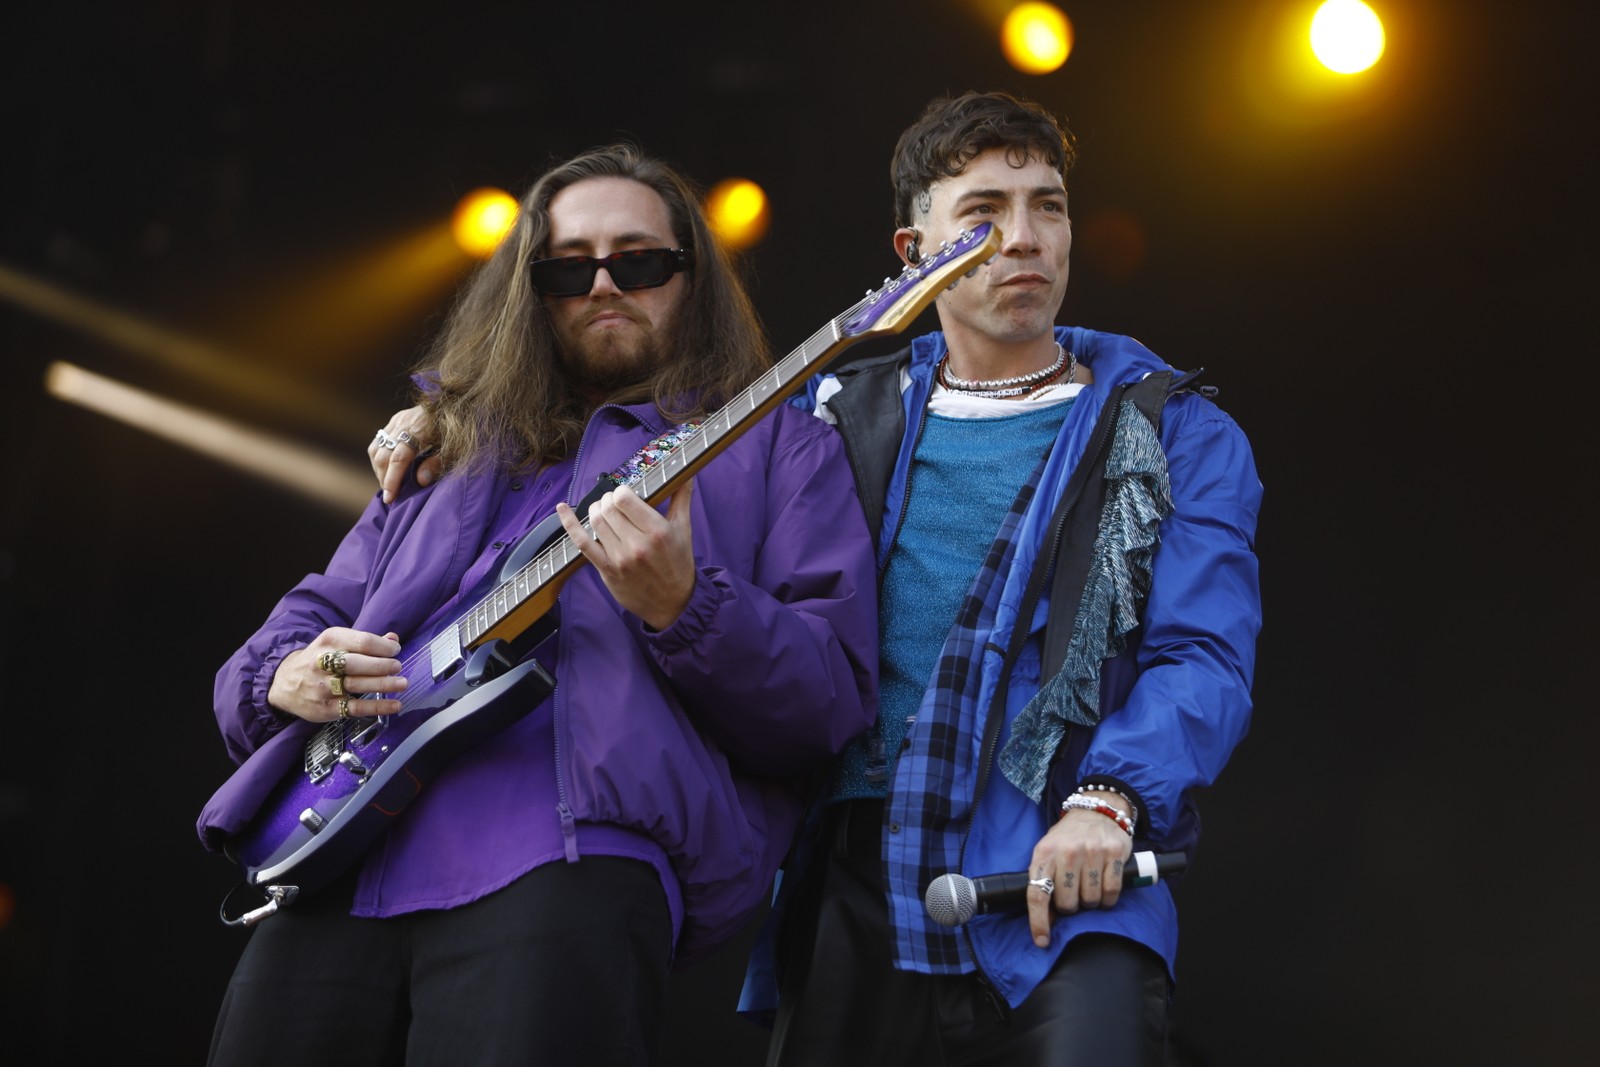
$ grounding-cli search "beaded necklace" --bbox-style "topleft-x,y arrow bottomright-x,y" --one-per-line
937,343 -> 1077,399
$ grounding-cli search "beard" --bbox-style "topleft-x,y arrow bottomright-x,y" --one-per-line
555,303 -> 676,397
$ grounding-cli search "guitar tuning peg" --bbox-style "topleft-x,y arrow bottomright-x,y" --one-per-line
964,267 -> 980,278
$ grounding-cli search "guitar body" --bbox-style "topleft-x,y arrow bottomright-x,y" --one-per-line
233,657 -> 554,893
227,521 -> 563,897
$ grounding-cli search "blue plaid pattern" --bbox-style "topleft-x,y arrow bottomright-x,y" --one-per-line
882,464 -> 1045,972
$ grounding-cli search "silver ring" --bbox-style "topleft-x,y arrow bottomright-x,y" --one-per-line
396,430 -> 414,446
591,527 -> 600,542
1028,876 -> 1054,896
373,428 -> 388,443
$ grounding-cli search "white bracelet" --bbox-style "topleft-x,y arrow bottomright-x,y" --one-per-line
1061,793 -> 1134,836
1078,782 -> 1139,827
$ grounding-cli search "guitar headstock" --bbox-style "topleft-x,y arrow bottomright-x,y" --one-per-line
840,222 -> 1002,339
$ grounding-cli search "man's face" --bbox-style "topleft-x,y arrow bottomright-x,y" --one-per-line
542,176 -> 687,392
911,146 -> 1071,347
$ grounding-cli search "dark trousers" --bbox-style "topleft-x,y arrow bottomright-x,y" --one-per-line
767,800 -> 1170,1067
209,856 -> 671,1067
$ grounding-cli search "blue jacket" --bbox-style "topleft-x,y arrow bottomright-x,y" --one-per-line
746,325 -> 1260,1011
199,399 -> 879,967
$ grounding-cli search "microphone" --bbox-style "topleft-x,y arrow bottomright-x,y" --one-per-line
923,851 -> 1186,927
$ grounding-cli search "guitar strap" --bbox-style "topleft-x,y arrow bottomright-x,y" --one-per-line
569,417 -> 706,517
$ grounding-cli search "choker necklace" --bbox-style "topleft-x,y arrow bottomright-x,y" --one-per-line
938,343 -> 1076,399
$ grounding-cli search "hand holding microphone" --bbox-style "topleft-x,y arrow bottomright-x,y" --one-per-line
923,851 -> 1186,927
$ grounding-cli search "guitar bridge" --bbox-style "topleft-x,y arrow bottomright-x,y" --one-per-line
304,717 -> 386,783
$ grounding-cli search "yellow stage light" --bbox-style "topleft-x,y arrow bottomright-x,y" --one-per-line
1001,2 -> 1073,75
705,178 -> 770,250
1310,0 -> 1385,74
44,362 -> 372,515
452,188 -> 520,258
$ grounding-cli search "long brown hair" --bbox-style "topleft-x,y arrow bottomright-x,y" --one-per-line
417,144 -> 771,474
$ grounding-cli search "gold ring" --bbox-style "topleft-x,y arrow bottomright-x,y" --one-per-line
338,697 -> 352,719
330,676 -> 346,698
318,650 -> 348,675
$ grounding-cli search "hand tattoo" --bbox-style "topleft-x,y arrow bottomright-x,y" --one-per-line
1087,869 -> 1100,887
1062,872 -> 1075,888
1112,860 -> 1123,878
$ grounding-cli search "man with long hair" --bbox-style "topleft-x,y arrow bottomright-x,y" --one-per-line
740,91 -> 1262,1064
200,144 -> 878,1065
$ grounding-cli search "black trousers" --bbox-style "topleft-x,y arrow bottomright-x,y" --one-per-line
766,800 -> 1170,1067
209,856 -> 671,1067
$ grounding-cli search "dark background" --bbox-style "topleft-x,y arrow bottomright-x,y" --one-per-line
1,1 -> 1593,1062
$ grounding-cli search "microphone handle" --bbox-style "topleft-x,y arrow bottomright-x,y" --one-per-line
972,851 -> 1186,916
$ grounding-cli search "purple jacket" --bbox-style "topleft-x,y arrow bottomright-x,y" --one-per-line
200,399 -> 878,965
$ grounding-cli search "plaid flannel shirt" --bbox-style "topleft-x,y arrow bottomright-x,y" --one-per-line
882,454 -> 1047,972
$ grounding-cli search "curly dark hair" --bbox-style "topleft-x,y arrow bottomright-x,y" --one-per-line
890,91 -> 1077,228
418,144 -> 770,475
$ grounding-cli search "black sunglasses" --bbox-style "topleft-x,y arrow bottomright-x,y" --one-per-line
528,247 -> 692,297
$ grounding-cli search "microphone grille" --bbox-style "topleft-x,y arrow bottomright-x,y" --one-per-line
923,873 -> 977,927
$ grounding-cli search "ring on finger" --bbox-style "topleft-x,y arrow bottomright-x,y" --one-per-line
1027,875 -> 1054,896
338,696 -> 352,719
396,430 -> 414,446
329,675 -> 346,697
318,650 -> 348,675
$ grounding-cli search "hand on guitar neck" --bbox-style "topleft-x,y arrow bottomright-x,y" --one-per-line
266,627 -> 408,723
556,481 -> 697,632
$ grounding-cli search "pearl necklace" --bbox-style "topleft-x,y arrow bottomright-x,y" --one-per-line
938,343 -> 1076,399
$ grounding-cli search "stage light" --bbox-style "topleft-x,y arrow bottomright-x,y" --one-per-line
452,187 -> 519,258
1310,0 -> 1385,74
1001,2 -> 1073,75
705,178 -> 770,250
44,362 -> 371,515
0,260 -> 352,423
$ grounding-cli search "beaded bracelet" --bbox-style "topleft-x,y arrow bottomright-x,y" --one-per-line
1077,782 -> 1139,828
1061,793 -> 1135,836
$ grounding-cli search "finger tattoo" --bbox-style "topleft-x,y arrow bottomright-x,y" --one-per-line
1062,872 -> 1075,888
1087,869 -> 1100,887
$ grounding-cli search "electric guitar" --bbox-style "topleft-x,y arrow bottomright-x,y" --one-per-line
206,222 -> 1002,925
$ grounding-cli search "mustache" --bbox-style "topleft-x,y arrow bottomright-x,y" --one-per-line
576,303 -> 649,329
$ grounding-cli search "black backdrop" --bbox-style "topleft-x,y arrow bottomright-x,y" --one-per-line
2,2 -> 1594,1063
